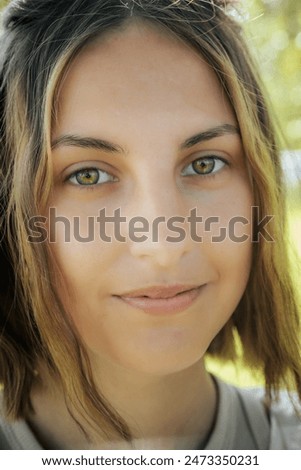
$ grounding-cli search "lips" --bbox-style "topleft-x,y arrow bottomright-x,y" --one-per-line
119,284 -> 200,299
114,284 -> 204,315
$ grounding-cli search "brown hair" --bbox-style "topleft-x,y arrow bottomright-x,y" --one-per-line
0,0 -> 300,440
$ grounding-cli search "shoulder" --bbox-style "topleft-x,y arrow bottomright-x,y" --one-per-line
0,390 -> 42,450
268,391 -> 301,449
236,385 -> 301,450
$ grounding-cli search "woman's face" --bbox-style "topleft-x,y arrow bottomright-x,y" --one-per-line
49,21 -> 253,376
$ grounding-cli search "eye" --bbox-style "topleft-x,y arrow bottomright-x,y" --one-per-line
181,156 -> 227,177
67,167 -> 117,186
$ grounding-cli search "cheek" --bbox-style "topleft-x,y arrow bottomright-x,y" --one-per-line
200,177 -> 253,258
45,193 -> 123,281
197,180 -> 253,316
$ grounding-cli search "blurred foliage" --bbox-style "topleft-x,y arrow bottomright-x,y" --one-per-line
241,0 -> 301,149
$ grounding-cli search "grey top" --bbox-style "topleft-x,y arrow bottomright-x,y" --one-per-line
0,378 -> 300,450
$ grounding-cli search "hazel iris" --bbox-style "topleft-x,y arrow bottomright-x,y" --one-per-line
76,169 -> 99,185
192,158 -> 215,175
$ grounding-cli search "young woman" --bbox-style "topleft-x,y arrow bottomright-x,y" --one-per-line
0,0 -> 300,450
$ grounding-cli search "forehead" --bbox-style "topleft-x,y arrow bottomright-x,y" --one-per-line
53,20 -> 236,138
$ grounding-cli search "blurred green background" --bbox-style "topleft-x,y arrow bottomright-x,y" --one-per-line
243,0 -> 301,149
0,0 -> 300,387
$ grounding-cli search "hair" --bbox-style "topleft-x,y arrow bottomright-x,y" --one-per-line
0,0 -> 300,441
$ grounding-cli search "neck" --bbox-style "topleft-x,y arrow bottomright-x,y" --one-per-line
28,360 -> 217,450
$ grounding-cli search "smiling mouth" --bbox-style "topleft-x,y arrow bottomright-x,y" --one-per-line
114,284 -> 205,315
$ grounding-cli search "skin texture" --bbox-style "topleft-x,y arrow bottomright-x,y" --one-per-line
30,20 -> 254,449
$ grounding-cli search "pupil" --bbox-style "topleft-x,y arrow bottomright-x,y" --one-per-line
193,159 -> 214,174
76,169 -> 99,185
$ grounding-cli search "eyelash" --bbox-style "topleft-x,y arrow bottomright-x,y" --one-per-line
65,156 -> 228,189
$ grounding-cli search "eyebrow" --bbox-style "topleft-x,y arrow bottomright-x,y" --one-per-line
51,135 -> 123,153
180,123 -> 239,149
51,124 -> 240,153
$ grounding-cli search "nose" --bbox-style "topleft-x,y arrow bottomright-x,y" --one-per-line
127,183 -> 194,269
